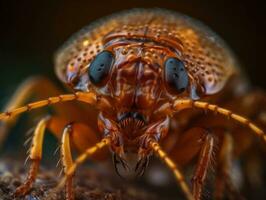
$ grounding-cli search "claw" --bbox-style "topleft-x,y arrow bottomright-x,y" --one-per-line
113,154 -> 130,178
135,156 -> 149,178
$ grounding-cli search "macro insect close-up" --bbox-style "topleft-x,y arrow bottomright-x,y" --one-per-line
0,1 -> 266,200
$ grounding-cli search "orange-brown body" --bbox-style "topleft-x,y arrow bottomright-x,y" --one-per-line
55,8 -> 243,158
0,8 -> 265,200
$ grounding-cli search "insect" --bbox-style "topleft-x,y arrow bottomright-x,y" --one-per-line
0,8 -> 265,200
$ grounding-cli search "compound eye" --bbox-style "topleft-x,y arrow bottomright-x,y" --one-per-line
89,50 -> 114,85
164,57 -> 189,94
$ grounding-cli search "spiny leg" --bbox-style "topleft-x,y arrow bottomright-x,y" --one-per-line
191,133 -> 216,200
60,122 -> 104,200
55,137 -> 110,193
167,128 -> 216,200
15,115 -> 101,197
61,124 -> 75,200
15,116 -> 51,196
0,88 -> 105,197
169,128 -> 209,166
150,141 -> 194,200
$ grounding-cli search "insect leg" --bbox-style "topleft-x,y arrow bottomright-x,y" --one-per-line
14,116 -> 51,196
191,133 -> 216,200
150,141 -> 194,200
61,124 -> 75,200
55,137 -> 110,192
59,120 -> 109,200
14,115 -> 95,196
169,128 -> 208,166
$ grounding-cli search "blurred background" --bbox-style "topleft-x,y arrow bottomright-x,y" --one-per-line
0,0 -> 265,199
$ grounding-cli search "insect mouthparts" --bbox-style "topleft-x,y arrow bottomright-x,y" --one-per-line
118,112 -> 146,128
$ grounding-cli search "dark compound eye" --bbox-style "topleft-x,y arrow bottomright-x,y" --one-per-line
89,50 -> 114,85
164,57 -> 189,94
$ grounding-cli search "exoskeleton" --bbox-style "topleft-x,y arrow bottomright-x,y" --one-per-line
0,8 -> 265,200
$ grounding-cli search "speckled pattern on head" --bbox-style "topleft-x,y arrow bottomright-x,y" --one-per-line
55,8 -> 239,96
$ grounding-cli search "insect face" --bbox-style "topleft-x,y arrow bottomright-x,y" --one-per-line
89,44 -> 178,176
75,43 -> 194,109
70,41 -> 191,176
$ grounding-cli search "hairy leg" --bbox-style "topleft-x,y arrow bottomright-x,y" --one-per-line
191,133 -> 216,200
169,128 -> 209,166
55,137 -> 110,197
161,91 -> 266,199
60,122 -> 110,200
191,91 -> 266,197
61,124 -> 75,200
15,116 -> 51,196
168,128 -> 217,200
15,116 -> 101,197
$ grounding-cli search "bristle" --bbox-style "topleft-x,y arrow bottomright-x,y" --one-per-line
56,158 -> 62,168
53,145 -> 61,156
120,117 -> 145,129
25,126 -> 36,137
23,136 -> 33,147
24,156 -> 30,166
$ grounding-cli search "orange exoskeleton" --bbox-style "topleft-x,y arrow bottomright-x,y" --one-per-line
0,8 -> 265,200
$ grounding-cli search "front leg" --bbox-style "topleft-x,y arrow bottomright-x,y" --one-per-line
61,124 -> 75,200
15,116 -> 52,196
15,114 -> 101,197
60,121 -> 106,200
168,128 -> 218,200
192,132 -> 216,200
172,128 -> 216,200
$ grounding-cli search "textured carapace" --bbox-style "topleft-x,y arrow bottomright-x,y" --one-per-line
55,8 -> 239,100
55,10 -> 242,166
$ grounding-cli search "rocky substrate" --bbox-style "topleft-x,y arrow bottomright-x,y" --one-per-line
0,160 -> 158,200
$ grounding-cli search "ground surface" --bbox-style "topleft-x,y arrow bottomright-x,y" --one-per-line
0,160 -> 158,200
